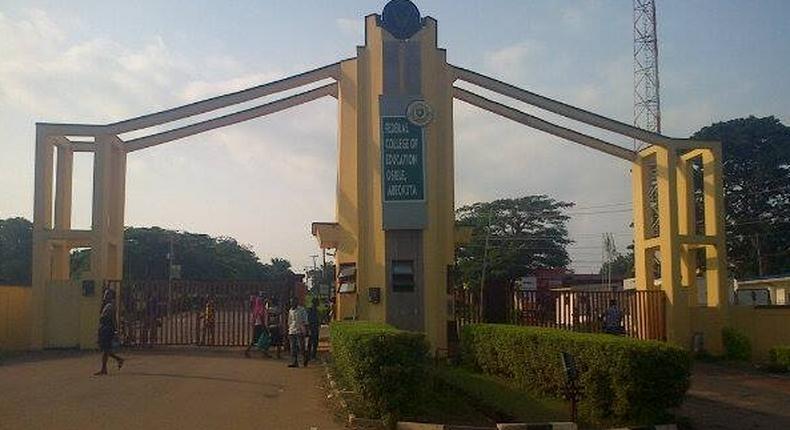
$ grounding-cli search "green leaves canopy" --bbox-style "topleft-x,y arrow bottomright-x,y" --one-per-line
692,116 -> 790,278
455,195 -> 573,288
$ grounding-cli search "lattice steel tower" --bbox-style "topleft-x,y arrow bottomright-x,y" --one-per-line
633,0 -> 661,149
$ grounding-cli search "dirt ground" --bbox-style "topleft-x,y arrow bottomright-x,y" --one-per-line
678,362 -> 790,429
0,348 -> 345,430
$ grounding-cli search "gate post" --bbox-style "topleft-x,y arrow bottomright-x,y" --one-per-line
633,145 -> 690,346
30,125 -> 55,349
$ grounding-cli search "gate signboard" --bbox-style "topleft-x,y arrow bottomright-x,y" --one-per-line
381,116 -> 425,202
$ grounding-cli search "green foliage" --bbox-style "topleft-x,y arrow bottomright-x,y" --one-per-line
460,324 -> 691,425
70,226 -> 294,282
691,116 -> 790,278
435,366 -> 567,423
599,251 -> 635,278
769,346 -> 790,372
329,321 -> 429,420
0,217 -> 33,285
455,195 -> 573,290
722,326 -> 752,361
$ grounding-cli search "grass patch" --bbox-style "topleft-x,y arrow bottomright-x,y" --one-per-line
436,366 -> 569,424
402,374 -> 495,426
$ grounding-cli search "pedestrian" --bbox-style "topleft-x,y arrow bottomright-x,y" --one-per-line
287,298 -> 308,368
602,299 -> 625,335
266,297 -> 283,359
95,288 -> 124,376
245,292 -> 268,358
306,297 -> 320,360
200,296 -> 216,346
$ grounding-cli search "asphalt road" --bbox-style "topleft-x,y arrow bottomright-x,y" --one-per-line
0,348 -> 344,430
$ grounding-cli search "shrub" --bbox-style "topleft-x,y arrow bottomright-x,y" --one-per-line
330,321 -> 429,419
722,326 -> 751,361
769,345 -> 790,372
460,324 -> 691,425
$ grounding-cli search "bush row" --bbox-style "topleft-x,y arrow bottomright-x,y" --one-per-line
460,324 -> 691,425
770,345 -> 790,372
329,321 -> 429,419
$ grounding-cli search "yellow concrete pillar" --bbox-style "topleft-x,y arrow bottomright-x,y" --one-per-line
631,153 -> 654,290
676,157 -> 698,305
655,145 -> 690,346
52,145 -> 74,280
332,13 -> 454,350
30,125 -> 55,349
418,17 -> 454,350
702,144 -> 728,309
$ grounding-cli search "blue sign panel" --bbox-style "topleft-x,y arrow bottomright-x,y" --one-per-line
381,116 -> 424,202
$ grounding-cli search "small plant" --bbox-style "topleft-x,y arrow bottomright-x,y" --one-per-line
769,346 -> 790,372
722,326 -> 751,362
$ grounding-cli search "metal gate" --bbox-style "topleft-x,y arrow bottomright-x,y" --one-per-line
112,280 -> 290,347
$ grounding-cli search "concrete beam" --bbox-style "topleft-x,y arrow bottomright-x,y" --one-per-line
108,62 -> 342,134
125,83 -> 338,152
452,65 -> 675,148
453,87 -> 636,161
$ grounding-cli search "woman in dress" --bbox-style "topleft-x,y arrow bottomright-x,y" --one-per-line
95,288 -> 125,375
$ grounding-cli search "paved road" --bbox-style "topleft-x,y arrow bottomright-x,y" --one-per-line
679,362 -> 790,429
0,348 -> 344,430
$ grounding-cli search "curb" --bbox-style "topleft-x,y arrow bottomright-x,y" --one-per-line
397,423 -> 578,430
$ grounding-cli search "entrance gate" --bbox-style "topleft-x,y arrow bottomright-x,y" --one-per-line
112,280 -> 289,347
31,0 -> 729,352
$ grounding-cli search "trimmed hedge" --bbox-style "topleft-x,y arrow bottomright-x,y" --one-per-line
769,345 -> 790,372
461,324 -> 691,425
330,321 -> 429,419
722,326 -> 752,361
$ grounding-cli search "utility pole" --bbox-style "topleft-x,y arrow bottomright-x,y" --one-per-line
309,254 -> 319,299
479,210 -> 493,322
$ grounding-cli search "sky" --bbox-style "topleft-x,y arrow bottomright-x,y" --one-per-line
1,0 -> 788,273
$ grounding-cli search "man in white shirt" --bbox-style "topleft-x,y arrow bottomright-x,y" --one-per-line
287,298 -> 308,368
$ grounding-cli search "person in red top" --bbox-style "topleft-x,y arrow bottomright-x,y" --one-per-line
244,292 -> 268,357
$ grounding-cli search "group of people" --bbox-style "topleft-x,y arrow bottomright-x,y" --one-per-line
244,293 -> 321,368
94,287 -> 323,375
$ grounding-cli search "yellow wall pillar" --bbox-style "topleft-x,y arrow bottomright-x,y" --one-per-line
702,144 -> 728,309
632,153 -> 654,291
30,126 -> 55,349
52,145 -> 74,280
676,156 -> 698,305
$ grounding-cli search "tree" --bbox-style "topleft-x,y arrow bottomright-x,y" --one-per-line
691,116 -> 790,278
0,217 -> 33,285
455,195 -> 573,290
599,252 -> 635,278
68,226 -> 296,282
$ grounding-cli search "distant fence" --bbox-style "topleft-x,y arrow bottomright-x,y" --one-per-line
454,288 -> 667,341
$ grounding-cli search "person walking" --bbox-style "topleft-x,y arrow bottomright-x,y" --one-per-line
286,298 -> 308,368
95,288 -> 124,376
267,297 -> 283,359
245,292 -> 268,358
306,298 -> 320,360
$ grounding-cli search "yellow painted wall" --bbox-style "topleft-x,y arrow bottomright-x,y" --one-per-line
730,307 -> 790,361
689,306 -> 725,355
0,286 -> 32,350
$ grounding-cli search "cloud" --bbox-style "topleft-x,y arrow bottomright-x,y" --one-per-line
0,8 -> 337,268
483,40 -> 545,82
336,17 -> 363,38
